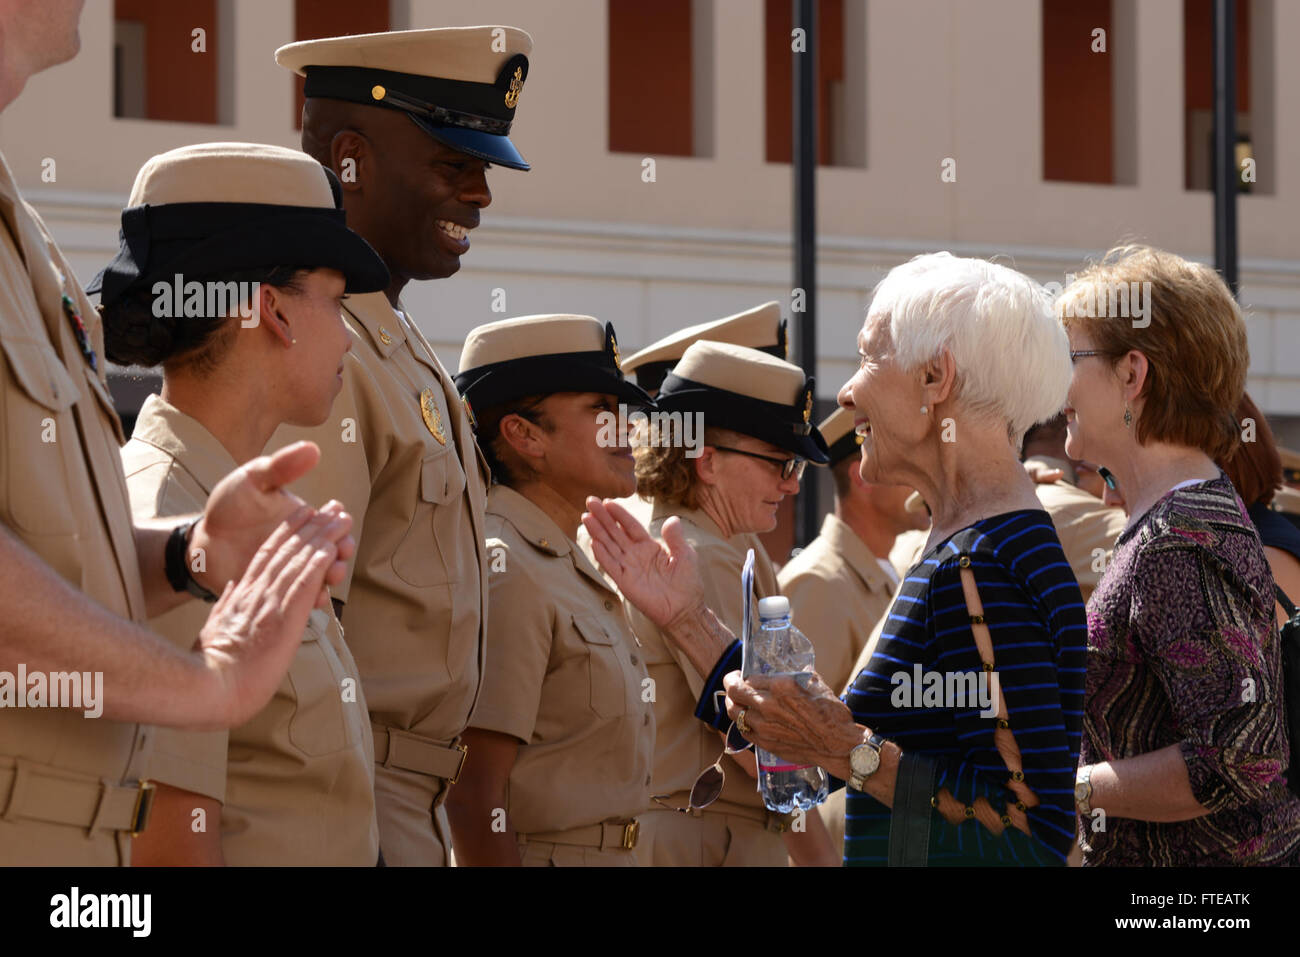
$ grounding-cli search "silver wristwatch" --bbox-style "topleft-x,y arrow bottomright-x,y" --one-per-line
1075,764 -> 1094,816
848,732 -> 886,791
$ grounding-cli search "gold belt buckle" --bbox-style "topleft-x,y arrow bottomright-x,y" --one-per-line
131,780 -> 156,837
448,743 -> 468,785
622,819 -> 639,850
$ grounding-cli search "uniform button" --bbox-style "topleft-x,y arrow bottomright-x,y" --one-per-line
630,654 -> 639,665
604,600 -> 614,611
645,775 -> 652,785
644,713 -> 650,726
539,539 -> 550,549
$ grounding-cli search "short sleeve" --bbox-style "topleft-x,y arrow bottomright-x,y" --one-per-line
146,727 -> 229,802
465,536 -> 554,743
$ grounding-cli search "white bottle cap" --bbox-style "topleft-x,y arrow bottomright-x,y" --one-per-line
758,596 -> 791,619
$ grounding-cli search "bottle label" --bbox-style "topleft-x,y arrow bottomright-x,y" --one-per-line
759,761 -> 814,772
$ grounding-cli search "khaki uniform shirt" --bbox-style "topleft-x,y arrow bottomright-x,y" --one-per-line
1025,455 -> 1127,603
270,292 -> 489,865
122,394 -> 378,865
0,151 -> 151,865
626,501 -> 788,866
778,513 -> 896,694
471,486 -> 654,864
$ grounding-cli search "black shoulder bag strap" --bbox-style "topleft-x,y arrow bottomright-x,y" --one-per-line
888,751 -> 939,866
1275,585 -> 1300,799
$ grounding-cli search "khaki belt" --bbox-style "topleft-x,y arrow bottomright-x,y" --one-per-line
519,819 -> 640,851
0,759 -> 155,837
372,725 -> 467,783
657,791 -> 791,833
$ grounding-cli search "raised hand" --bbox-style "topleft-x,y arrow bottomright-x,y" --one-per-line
189,441 -> 355,604
581,497 -> 704,629
190,506 -> 350,730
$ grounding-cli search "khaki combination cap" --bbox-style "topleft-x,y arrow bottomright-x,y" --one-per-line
90,142 -> 388,306
657,341 -> 828,462
454,314 -> 653,422
277,26 -> 533,170
622,301 -> 788,392
819,407 -> 864,466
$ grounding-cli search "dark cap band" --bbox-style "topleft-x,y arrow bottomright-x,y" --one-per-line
455,341 -> 654,415
89,200 -> 389,306
656,373 -> 829,463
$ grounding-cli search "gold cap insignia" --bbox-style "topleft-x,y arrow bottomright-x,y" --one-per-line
802,390 -> 813,424
421,388 -> 447,445
371,84 -> 387,101
504,66 -> 523,109
462,394 -> 477,430
379,326 -> 393,346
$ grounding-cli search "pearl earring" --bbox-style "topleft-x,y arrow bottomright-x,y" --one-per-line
1123,404 -> 1132,428
920,405 -> 928,414
291,337 -> 297,346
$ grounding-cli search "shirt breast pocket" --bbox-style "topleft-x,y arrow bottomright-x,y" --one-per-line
572,614 -> 630,719
0,334 -> 80,536
391,450 -> 468,588
286,610 -> 355,757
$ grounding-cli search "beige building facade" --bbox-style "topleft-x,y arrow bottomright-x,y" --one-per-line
4,0 -> 1297,438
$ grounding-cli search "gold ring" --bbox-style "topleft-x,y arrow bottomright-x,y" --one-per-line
736,708 -> 750,735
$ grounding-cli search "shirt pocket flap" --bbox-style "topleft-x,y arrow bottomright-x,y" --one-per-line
419,451 -> 467,506
1,335 -> 78,412
572,614 -> 617,646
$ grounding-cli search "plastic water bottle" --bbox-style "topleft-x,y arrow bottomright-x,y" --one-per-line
745,596 -> 829,813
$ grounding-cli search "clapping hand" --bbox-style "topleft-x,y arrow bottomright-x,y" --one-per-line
581,497 -> 704,629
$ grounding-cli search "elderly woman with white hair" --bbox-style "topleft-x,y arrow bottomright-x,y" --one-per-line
583,253 -> 1088,865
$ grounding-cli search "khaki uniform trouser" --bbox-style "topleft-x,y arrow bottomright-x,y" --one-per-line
640,798 -> 791,867
0,757 -> 152,866
516,819 -> 641,867
371,725 -> 466,867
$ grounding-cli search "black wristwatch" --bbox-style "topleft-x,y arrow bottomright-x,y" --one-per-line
165,520 -> 218,603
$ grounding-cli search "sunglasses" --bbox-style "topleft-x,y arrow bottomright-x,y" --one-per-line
711,445 -> 807,481
652,717 -> 753,814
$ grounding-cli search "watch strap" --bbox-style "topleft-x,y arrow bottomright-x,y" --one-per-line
165,520 -> 218,603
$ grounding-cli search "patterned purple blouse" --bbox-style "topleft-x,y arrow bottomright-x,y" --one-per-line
1081,474 -> 1300,865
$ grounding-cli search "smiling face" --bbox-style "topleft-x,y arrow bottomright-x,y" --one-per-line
272,267 -> 352,427
529,392 -> 636,503
1061,325 -> 1126,466
338,108 -> 492,285
699,431 -> 802,534
837,312 -> 927,486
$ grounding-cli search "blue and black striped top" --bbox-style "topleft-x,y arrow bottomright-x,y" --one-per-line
842,510 -> 1087,865
693,510 -> 1086,865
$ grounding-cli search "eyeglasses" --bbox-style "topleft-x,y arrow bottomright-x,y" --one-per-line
1069,350 -> 1104,363
652,719 -> 753,815
711,445 -> 807,481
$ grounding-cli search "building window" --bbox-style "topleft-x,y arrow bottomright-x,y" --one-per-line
609,0 -> 711,157
1042,0 -> 1120,184
1184,0 -> 1271,194
113,0 -> 220,123
764,0 -> 863,167
292,0 -> 392,128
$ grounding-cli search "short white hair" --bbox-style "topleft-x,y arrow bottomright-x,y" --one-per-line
868,252 -> 1071,445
